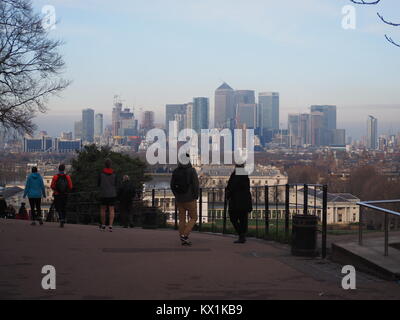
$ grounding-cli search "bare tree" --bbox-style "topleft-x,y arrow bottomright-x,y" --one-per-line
0,0 -> 70,135
350,0 -> 400,47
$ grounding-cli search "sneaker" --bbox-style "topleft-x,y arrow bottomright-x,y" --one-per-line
60,221 -> 65,228
108,226 -> 113,232
180,236 -> 192,246
99,224 -> 106,231
234,236 -> 246,244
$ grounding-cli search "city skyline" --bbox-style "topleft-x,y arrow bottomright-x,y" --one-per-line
30,0 -> 400,139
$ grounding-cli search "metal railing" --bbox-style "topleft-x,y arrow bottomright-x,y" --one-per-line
357,200 -> 400,256
143,183 -> 328,258
34,183 -> 328,258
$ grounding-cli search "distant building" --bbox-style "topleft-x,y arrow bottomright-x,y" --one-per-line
165,104 -> 187,134
258,92 -> 280,141
95,113 -> 103,137
23,138 -> 42,152
310,111 -> 324,146
333,129 -> 346,146
192,98 -> 209,133
214,83 -> 235,129
237,103 -> 257,129
82,108 -> 95,143
74,120 -> 82,140
54,138 -> 82,153
299,113 -> 311,145
310,105 -> 337,146
61,132 -> 73,140
185,103 -> 193,130
142,111 -> 155,131
288,114 -> 300,147
367,115 -> 378,150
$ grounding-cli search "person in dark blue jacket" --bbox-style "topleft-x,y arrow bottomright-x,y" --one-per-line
23,167 -> 46,225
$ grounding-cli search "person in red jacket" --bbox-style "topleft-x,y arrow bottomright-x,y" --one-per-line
51,164 -> 73,228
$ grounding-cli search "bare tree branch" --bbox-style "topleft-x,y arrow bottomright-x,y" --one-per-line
377,12 -> 400,27
350,0 -> 381,4
349,0 -> 400,49
0,0 -> 70,135
385,34 -> 400,48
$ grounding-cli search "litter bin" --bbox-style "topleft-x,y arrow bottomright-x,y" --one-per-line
291,215 -> 318,257
142,207 -> 159,229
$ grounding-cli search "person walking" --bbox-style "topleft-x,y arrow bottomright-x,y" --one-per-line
23,167 -> 46,226
118,175 -> 136,228
98,159 -> 117,232
51,164 -> 73,228
0,194 -> 7,218
170,153 -> 199,246
226,164 -> 252,244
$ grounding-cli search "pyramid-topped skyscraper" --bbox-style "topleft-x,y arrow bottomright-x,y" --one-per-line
214,82 -> 235,129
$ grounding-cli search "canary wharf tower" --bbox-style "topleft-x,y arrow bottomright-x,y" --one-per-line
214,82 -> 235,129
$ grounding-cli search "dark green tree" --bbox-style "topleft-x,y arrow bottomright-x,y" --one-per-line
70,145 -> 149,195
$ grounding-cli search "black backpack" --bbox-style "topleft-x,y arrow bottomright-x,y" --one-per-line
172,167 -> 190,194
55,174 -> 69,194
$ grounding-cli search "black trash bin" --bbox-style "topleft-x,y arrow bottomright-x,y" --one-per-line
142,207 -> 159,229
291,215 -> 318,257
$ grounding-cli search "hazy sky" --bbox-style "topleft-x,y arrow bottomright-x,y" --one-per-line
33,0 -> 400,139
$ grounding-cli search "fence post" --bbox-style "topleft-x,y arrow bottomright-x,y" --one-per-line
151,189 -> 155,207
303,184 -> 308,215
265,185 -> 269,238
384,212 -> 389,257
199,188 -> 203,232
255,187 -> 259,238
275,185 -> 279,238
322,185 -> 328,259
223,188 -> 227,234
285,184 -> 290,239
174,199 -> 178,230
212,188 -> 215,233
359,206 -> 363,246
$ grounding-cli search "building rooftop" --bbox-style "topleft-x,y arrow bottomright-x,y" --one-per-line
216,82 -> 233,91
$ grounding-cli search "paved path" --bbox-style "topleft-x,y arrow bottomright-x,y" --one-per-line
1,220 -> 400,300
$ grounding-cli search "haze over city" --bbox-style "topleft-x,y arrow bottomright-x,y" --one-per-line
31,0 -> 400,139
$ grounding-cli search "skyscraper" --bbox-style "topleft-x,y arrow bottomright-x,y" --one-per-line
310,105 -> 337,146
237,104 -> 257,129
310,111 -> 324,146
235,90 -> 255,105
367,115 -> 378,150
112,102 -> 123,137
95,113 -> 103,137
288,114 -> 300,147
82,108 -> 94,143
74,121 -> 82,140
192,97 -> 209,133
142,111 -> 155,131
214,82 -> 235,129
165,104 -> 187,134
310,105 -> 337,130
299,113 -> 311,145
258,92 -> 280,132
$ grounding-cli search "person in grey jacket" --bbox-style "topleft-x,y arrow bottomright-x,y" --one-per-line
98,159 -> 117,232
170,153 -> 199,246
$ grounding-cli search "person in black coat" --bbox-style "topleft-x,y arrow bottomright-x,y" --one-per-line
118,175 -> 136,228
226,164 -> 253,243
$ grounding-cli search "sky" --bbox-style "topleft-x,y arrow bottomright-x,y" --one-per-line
32,0 -> 400,139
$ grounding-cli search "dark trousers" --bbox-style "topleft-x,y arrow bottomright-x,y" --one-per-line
120,202 -> 132,227
229,210 -> 248,237
54,194 -> 68,222
29,198 -> 42,221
